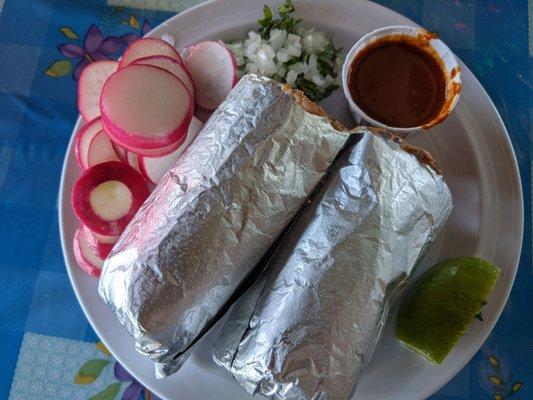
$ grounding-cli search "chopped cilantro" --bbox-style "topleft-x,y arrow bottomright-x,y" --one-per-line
232,0 -> 343,101
295,74 -> 338,102
257,5 -> 273,35
317,58 -> 335,78
258,0 -> 302,39
319,41 -> 342,62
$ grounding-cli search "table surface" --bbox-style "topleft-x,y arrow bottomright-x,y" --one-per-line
0,1 -> 531,399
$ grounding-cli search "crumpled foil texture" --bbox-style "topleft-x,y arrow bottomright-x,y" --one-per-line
213,129 -> 453,400
98,75 -> 348,377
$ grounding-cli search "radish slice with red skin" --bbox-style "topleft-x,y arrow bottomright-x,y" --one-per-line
106,125 -> 189,158
73,228 -> 104,278
75,118 -> 104,170
139,117 -> 203,184
185,41 -> 238,110
100,64 -> 193,156
72,161 -> 150,236
133,55 -> 195,98
112,143 -> 128,162
78,60 -> 118,122
87,130 -> 120,167
119,38 -> 183,68
120,137 -> 188,157
94,242 -> 113,259
83,226 -> 114,259
82,225 -> 118,245
181,44 -> 195,61
126,151 -> 141,173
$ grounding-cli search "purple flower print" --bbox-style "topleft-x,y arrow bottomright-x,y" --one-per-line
51,16 -> 152,80
114,362 -> 162,400
142,20 -> 151,36
58,24 -> 124,80
121,19 -> 152,46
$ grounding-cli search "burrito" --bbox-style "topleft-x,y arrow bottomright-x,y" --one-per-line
98,75 -> 349,377
213,128 -> 453,399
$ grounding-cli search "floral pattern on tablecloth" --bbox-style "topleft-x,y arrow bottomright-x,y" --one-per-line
45,7 -> 151,80
9,333 -> 160,400
0,0 -> 530,399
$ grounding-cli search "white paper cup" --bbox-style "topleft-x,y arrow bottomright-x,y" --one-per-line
342,26 -> 462,134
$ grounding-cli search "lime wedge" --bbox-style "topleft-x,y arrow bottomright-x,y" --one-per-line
395,257 -> 500,364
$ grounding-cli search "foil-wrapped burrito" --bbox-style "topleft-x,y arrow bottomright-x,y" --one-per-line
98,75 -> 349,377
213,129 -> 453,400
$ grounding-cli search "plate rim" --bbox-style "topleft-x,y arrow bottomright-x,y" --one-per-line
58,0 -> 524,399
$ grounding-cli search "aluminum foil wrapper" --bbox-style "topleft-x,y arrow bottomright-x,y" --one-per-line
213,129 -> 453,400
98,75 -> 348,378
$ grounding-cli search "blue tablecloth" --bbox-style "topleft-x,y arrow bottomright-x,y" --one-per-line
0,1 -> 530,399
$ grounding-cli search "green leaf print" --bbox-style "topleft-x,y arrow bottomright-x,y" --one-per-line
96,341 -> 111,356
488,375 -> 504,386
89,382 -> 122,400
510,381 -> 523,393
59,26 -> 79,40
129,15 -> 140,30
488,355 -> 500,370
100,6 -> 125,35
44,60 -> 71,77
74,359 -> 110,384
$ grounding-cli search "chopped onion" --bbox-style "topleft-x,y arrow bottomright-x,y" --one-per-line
286,70 -> 298,86
227,25 -> 343,101
269,29 -> 288,51
302,29 -> 329,53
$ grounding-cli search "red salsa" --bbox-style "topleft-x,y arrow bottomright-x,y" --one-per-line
348,37 -> 446,128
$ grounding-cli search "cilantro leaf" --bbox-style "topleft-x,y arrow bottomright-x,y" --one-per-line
257,0 -> 301,39
278,0 -> 296,17
283,57 -> 300,67
295,74 -> 320,101
319,41 -> 342,62
319,83 -> 339,100
317,58 -> 335,78
258,5 -> 273,28
250,1 -> 342,101
294,74 -> 338,102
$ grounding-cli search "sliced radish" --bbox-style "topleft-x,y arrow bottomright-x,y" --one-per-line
181,44 -> 196,61
78,60 -> 118,122
185,41 -> 238,110
133,55 -> 195,98
83,225 -> 119,245
112,143 -> 128,162
82,226 -> 114,259
126,151 -> 141,173
160,33 -> 175,47
100,64 -> 193,156
139,117 -> 203,184
72,161 -> 150,236
87,130 -> 120,167
75,117 -> 104,170
73,228 -> 104,277
119,38 -> 183,68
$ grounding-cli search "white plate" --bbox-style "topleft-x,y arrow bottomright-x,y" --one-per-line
59,1 -> 523,399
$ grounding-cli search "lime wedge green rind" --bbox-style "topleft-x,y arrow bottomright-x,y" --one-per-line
395,257 -> 500,365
